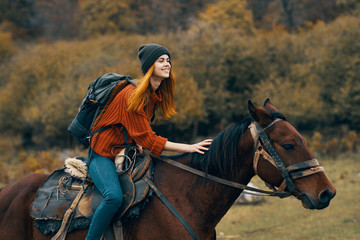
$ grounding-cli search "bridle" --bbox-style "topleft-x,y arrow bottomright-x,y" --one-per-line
249,118 -> 324,195
149,118 -> 325,240
158,118 -> 324,198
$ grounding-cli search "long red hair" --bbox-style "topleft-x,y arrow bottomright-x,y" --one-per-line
127,64 -> 176,119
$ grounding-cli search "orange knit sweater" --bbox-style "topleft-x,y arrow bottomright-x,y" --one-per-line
90,84 -> 167,159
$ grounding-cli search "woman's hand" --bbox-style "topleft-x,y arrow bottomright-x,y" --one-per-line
188,139 -> 212,154
136,143 -> 143,153
164,139 -> 212,154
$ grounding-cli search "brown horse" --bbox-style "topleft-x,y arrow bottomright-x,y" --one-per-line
0,99 -> 336,240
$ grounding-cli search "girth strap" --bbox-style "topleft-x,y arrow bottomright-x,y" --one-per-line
144,177 -> 199,240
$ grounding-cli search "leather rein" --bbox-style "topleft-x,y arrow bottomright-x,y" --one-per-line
146,119 -> 325,240
159,119 -> 324,198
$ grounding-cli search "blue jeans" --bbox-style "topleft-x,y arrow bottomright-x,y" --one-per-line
85,150 -> 123,240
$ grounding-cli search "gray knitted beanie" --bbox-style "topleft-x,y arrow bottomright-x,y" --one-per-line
138,43 -> 171,74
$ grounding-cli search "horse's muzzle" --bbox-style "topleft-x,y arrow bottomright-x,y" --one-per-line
298,188 -> 336,210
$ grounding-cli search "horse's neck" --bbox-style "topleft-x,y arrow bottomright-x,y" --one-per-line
198,129 -> 255,223
155,132 -> 255,231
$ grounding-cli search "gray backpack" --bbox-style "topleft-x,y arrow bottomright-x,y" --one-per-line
68,73 -> 136,147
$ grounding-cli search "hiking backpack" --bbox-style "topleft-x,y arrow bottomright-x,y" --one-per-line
68,73 -> 136,148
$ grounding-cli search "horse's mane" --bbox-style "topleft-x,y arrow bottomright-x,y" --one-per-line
188,116 -> 253,179
163,116 -> 253,179
163,112 -> 285,179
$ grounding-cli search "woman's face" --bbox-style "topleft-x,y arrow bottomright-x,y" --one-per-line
152,54 -> 171,79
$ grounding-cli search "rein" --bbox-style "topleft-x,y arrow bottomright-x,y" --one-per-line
156,119 -> 324,197
157,157 -> 291,198
148,118 -> 324,240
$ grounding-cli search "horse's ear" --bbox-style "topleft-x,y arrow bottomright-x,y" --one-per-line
263,98 -> 271,106
263,98 -> 278,113
248,100 -> 260,121
249,100 -> 274,125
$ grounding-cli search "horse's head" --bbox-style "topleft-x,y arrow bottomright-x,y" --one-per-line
248,99 -> 336,210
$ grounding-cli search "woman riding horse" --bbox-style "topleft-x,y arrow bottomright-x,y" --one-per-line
0,99 -> 336,240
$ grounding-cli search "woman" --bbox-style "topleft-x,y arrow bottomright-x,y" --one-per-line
86,43 -> 212,240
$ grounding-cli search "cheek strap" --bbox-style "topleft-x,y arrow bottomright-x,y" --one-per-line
248,121 -> 324,195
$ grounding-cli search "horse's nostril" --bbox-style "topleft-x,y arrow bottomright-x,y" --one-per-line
318,189 -> 334,204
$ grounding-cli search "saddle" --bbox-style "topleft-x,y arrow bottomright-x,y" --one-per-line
30,150 -> 154,236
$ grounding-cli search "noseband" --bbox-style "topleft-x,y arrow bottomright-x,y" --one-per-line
249,119 -> 324,195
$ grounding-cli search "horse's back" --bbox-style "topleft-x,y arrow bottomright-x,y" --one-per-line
0,173 -> 48,240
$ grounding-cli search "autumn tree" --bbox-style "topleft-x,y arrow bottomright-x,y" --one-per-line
79,0 -> 135,37
307,16 -> 360,129
27,0 -> 79,39
0,34 -> 208,145
249,0 -> 338,31
199,0 -> 254,34
0,1 -> 360,147
175,0 -> 256,132
153,65 -> 206,140
0,30 -> 15,62
0,37 -> 133,146
127,0 -> 216,34
0,0 -> 36,38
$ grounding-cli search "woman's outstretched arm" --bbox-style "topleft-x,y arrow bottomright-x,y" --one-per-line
163,139 -> 212,154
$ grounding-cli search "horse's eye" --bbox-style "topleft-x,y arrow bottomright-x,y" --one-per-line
282,144 -> 295,151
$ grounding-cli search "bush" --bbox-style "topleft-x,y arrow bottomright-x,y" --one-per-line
309,132 -> 323,157
0,162 -> 9,185
341,130 -> 359,154
324,138 -> 339,159
0,30 -> 15,61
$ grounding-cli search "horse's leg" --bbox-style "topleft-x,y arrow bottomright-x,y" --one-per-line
0,174 -> 48,240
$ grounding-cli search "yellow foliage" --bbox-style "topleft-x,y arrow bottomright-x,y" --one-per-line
199,0 -> 254,34
0,34 -> 144,143
1,12 -> 360,148
341,131 -> 359,153
324,138 -> 339,159
0,29 -> 15,61
310,132 -> 323,156
37,151 -> 63,172
11,149 -> 63,181
252,76 -> 323,123
169,66 -> 206,128
25,155 -> 40,173
79,0 -> 134,37
0,161 -> 9,185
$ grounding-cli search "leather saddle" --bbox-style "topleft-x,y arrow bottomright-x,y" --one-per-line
30,151 -> 154,235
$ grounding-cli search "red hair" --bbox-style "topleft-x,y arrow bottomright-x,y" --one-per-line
127,64 -> 176,119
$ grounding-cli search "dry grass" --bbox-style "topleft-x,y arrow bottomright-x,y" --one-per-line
216,156 -> 360,240
0,147 -> 359,239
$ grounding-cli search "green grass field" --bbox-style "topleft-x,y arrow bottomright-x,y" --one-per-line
216,157 -> 360,240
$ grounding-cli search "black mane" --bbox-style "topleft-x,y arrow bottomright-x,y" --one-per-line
271,112 -> 286,121
163,112 -> 284,179
190,116 -> 253,179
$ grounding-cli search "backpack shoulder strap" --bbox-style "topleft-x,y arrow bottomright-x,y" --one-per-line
92,78 -> 135,129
